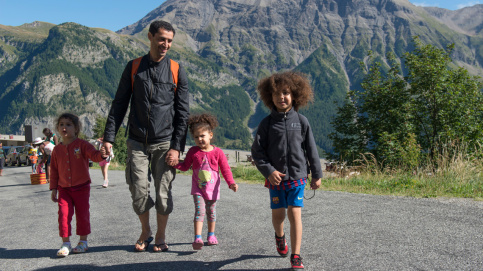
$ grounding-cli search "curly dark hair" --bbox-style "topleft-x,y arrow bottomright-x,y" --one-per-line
257,71 -> 314,111
56,112 -> 82,136
188,113 -> 219,135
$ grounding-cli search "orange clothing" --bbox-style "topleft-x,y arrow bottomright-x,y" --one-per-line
29,154 -> 38,164
49,138 -> 105,190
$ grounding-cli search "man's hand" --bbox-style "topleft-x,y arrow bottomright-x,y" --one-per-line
310,178 -> 321,190
268,171 -> 286,186
102,142 -> 113,156
51,189 -> 58,203
165,149 -> 180,167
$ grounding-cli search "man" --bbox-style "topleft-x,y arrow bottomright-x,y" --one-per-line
103,20 -> 189,252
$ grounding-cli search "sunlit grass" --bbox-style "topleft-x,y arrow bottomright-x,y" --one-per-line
323,143 -> 483,199
91,146 -> 482,200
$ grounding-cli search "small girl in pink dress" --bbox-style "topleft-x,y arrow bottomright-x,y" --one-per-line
174,113 -> 238,250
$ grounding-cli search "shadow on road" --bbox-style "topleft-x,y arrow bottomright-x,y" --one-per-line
0,183 -> 33,188
0,247 -> 280,271
0,247 -> 56,259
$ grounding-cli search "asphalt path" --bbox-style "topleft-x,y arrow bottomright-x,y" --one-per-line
0,165 -> 482,271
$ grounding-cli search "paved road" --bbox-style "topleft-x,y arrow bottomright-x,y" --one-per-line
0,165 -> 482,271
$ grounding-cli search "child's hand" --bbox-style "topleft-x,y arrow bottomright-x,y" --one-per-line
166,158 -> 178,167
268,171 -> 286,186
102,142 -> 113,156
310,178 -> 321,190
51,189 -> 58,203
229,183 -> 238,192
165,149 -> 179,167
100,146 -> 108,158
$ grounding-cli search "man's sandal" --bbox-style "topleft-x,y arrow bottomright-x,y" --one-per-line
134,236 -> 153,252
72,242 -> 88,253
153,242 -> 169,252
56,244 -> 72,257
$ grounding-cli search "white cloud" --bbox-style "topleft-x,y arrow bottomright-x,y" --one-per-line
413,2 -> 438,8
457,1 -> 482,9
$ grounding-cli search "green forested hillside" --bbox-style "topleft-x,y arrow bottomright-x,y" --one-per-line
0,23 -> 146,135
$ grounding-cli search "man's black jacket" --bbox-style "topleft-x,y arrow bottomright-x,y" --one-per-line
104,54 -> 189,151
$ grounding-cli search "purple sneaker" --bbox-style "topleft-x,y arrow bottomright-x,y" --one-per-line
192,238 -> 203,250
207,235 -> 218,246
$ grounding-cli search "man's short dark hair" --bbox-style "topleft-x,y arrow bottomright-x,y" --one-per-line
149,20 -> 175,36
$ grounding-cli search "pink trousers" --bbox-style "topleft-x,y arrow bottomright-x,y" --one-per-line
57,183 -> 91,238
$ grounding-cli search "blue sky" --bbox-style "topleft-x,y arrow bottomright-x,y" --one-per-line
0,0 -> 481,32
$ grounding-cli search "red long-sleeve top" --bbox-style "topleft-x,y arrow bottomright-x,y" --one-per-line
49,138 -> 105,190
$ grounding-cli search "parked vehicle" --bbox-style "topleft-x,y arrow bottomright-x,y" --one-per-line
3,147 -> 15,166
16,145 -> 31,166
5,145 -> 30,167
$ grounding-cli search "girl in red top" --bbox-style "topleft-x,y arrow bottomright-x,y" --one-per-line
50,113 -> 108,257
174,113 -> 238,250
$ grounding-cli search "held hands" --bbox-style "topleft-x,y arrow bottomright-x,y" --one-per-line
310,178 -> 321,190
100,146 -> 108,159
51,189 -> 58,202
165,149 -> 180,167
268,171 -> 286,186
229,183 -> 238,192
102,142 -> 112,156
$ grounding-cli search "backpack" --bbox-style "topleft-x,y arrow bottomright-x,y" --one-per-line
130,56 -> 180,92
124,57 -> 180,137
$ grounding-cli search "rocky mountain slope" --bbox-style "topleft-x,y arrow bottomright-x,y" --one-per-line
423,4 -> 483,36
1,0 -> 482,152
118,0 -> 483,152
0,23 -> 147,137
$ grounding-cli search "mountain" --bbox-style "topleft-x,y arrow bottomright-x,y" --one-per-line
423,4 -> 483,36
0,22 -> 54,77
1,0 -> 482,153
117,0 -> 483,152
0,23 -> 147,137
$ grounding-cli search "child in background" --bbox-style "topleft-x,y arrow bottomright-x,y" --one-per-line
32,137 -> 45,174
49,113 -> 108,257
251,71 -> 322,271
28,145 -> 38,174
174,113 -> 238,250
95,137 -> 114,188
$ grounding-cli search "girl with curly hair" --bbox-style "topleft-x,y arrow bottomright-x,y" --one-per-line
174,113 -> 238,250
251,71 -> 323,271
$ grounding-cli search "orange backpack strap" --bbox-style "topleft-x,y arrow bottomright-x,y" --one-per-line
170,59 -> 179,92
131,57 -> 142,91
131,57 -> 179,92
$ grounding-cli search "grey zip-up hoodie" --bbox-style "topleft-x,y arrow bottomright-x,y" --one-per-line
251,107 -> 323,182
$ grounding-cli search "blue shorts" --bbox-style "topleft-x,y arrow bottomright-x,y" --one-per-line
269,184 -> 305,209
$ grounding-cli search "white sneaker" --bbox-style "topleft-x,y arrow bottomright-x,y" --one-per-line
57,243 -> 72,257
102,180 -> 108,188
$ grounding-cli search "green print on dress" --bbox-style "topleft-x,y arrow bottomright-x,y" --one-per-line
197,154 -> 214,189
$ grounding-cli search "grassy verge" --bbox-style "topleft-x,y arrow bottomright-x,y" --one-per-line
320,173 -> 482,199
91,160 -> 482,200
228,164 -> 482,200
